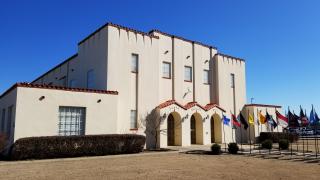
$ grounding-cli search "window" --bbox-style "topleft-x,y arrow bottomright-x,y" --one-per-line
184,66 -> 192,82
162,62 -> 171,78
131,54 -> 138,73
231,73 -> 235,88
69,79 -> 77,88
6,106 -> 13,137
87,69 -> 95,89
130,110 -> 137,129
203,70 -> 210,84
58,107 -> 86,136
1,109 -> 5,132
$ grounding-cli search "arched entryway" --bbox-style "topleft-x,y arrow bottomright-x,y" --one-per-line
167,112 -> 182,146
190,113 -> 203,144
211,113 -> 222,143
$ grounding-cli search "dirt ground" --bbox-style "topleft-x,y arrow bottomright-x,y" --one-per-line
0,152 -> 319,180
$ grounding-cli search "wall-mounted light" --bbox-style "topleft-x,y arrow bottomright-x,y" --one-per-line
184,114 -> 189,120
97,99 -> 102,103
162,113 -> 167,119
39,96 -> 45,101
71,69 -> 75,72
164,50 -> 169,54
186,55 -> 190,59
204,60 -> 209,64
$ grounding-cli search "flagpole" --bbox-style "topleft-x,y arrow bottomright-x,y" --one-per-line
248,109 -> 251,155
275,108 -> 281,155
239,110 -> 243,152
305,109 -> 309,154
222,112 -> 227,153
301,106 -> 305,156
257,108 -> 261,155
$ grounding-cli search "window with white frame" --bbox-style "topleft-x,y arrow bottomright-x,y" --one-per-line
1,109 -> 5,133
58,107 -> 86,136
6,106 -> 13,137
69,79 -> 77,88
130,110 -> 137,129
184,66 -> 192,82
203,70 -> 210,84
231,73 -> 235,88
162,62 -> 171,78
131,54 -> 138,73
87,69 -> 95,89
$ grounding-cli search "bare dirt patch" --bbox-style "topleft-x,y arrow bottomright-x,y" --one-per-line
0,153 -> 319,180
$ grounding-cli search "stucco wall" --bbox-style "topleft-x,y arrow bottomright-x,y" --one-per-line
13,87 -> 118,142
0,89 -> 17,144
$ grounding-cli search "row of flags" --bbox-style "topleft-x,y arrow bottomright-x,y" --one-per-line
221,105 -> 320,130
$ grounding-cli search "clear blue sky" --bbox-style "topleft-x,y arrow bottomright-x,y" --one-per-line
1,0 -> 319,113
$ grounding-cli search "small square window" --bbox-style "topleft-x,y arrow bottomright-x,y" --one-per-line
231,73 -> 235,88
162,62 -> 171,78
184,66 -> 192,82
203,70 -> 210,84
131,54 -> 138,73
130,110 -> 137,129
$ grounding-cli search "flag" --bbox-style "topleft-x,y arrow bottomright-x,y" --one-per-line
222,115 -> 230,126
315,111 -> 320,126
259,111 -> 267,124
266,111 -> 277,129
240,112 -> 249,130
309,106 -> 315,125
288,110 -> 299,128
248,113 -> 254,125
299,106 -> 309,126
276,110 -> 288,127
232,114 -> 241,128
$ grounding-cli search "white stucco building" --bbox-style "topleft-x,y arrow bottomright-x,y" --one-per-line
0,22 -> 282,150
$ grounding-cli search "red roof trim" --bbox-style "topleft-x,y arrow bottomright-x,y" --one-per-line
245,104 -> 282,108
157,100 -> 226,112
0,83 -> 118,99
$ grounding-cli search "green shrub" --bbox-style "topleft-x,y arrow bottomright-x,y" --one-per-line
211,144 -> 221,155
278,139 -> 289,150
261,139 -> 273,149
259,132 -> 298,143
10,134 -> 146,160
228,143 -> 239,154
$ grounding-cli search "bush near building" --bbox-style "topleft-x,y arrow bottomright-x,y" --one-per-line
210,144 -> 221,155
259,132 -> 298,143
10,134 -> 146,160
0,133 -> 7,154
228,143 -> 239,154
261,139 -> 273,150
278,139 -> 290,150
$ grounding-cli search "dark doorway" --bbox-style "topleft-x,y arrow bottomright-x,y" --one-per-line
191,115 -> 196,144
167,114 -> 175,146
211,116 -> 215,143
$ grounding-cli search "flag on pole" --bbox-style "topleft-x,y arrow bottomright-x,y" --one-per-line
248,113 -> 254,125
276,110 -> 288,127
259,111 -> 267,124
222,115 -> 230,126
309,105 -> 316,125
266,111 -> 278,129
240,112 -> 249,130
232,114 -> 241,128
315,111 -> 320,125
299,106 -> 309,127
288,110 -> 300,128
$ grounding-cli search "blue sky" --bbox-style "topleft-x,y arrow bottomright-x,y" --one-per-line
1,0 -> 320,113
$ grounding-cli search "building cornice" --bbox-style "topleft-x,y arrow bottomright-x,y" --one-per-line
157,100 -> 226,112
78,22 -> 159,45
149,29 -> 218,50
215,53 -> 245,62
0,83 -> 118,99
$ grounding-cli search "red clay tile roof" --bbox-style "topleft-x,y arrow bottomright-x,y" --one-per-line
0,83 -> 118,99
157,100 -> 226,112
244,104 -> 281,108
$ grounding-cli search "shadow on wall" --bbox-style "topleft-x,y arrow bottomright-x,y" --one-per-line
139,108 -> 164,150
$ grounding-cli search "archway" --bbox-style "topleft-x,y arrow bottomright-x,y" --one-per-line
190,113 -> 203,144
211,113 -> 222,143
167,112 -> 182,146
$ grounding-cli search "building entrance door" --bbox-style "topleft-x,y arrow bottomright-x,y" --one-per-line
191,115 -> 196,144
